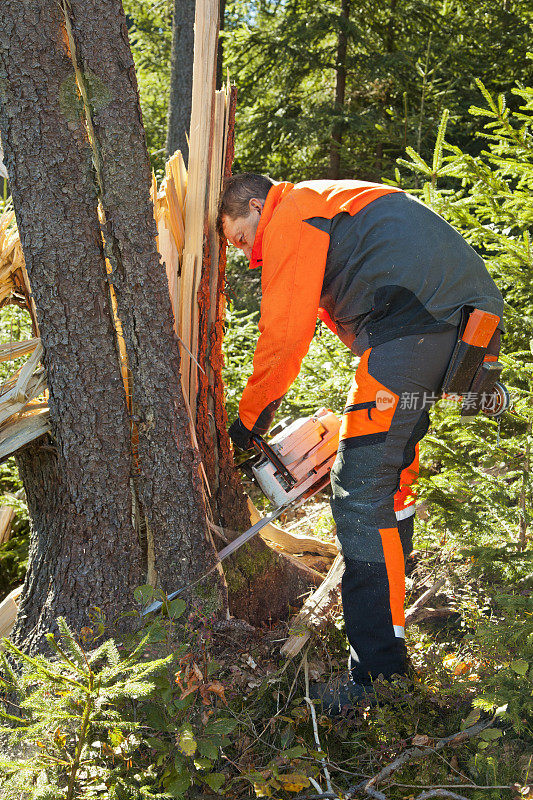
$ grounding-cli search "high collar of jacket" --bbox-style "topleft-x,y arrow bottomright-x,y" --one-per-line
249,181 -> 295,270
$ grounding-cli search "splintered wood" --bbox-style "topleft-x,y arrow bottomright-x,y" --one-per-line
281,553 -> 345,658
0,506 -> 14,545
0,209 -> 48,460
0,584 -> 22,639
0,80 -> 231,465
0,206 -> 38,332
153,53 -> 232,424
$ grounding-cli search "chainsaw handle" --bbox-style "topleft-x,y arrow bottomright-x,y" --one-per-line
250,433 -> 297,488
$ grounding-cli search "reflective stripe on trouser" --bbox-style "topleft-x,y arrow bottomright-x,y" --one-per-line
331,328 -> 458,683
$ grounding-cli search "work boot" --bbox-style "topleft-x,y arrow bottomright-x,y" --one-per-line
308,673 -> 376,717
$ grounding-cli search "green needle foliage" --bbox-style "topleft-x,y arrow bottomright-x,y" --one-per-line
0,618 -> 172,799
0,606 -> 237,800
397,76 -> 533,739
224,0 -> 533,181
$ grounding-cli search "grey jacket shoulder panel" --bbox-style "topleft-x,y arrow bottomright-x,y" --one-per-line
306,192 -> 503,354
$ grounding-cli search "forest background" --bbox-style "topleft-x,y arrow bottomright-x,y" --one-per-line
0,0 -> 532,797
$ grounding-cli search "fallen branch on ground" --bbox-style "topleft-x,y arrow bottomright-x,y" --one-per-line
414,791 -> 471,800
348,717 -> 495,800
248,498 -> 338,557
405,577 -> 446,624
281,552 -> 344,657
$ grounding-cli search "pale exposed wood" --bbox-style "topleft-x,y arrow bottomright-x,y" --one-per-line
281,552 -> 345,658
248,498 -> 339,557
158,209 -> 181,334
0,505 -> 14,545
0,407 -> 50,461
405,577 -> 447,625
0,342 -> 46,431
0,204 -> 38,333
271,549 -> 325,585
181,0 -> 219,419
0,584 -> 22,639
0,337 -> 40,363
0,372 -> 46,428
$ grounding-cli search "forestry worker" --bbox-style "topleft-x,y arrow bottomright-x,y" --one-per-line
216,174 -> 504,714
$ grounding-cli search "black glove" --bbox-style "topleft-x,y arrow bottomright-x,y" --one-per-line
228,417 -> 254,451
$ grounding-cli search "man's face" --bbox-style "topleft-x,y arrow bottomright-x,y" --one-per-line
222,198 -> 264,261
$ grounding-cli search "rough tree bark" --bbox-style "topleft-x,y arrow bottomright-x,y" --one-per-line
63,0 -> 226,602
0,0 -> 142,651
0,0 -> 228,649
165,0 -> 195,162
328,0 -> 351,179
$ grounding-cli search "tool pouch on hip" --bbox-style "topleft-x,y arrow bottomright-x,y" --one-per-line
441,307 -> 502,416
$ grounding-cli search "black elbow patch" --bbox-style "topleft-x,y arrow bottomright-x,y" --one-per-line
252,396 -> 285,436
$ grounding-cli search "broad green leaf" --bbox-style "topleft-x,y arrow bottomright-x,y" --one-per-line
166,598 -> 186,619
133,584 -> 155,605
194,757 -> 213,770
480,728 -> 503,741
204,717 -> 238,736
166,771 -> 191,797
178,724 -> 197,756
281,744 -> 307,759
509,659 -> 529,676
146,736 -> 167,752
462,707 -> 481,729
198,740 -> 219,760
203,772 -> 226,792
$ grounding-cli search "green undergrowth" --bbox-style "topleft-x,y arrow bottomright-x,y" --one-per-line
0,558 -> 531,800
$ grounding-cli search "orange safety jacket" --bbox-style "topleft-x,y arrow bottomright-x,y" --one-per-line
238,180 -> 504,434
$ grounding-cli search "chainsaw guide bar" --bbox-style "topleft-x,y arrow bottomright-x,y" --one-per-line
141,409 -> 341,617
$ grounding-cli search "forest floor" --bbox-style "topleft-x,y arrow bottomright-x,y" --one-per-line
206,478 -> 533,800
0,486 -> 531,800
203,485 -> 533,800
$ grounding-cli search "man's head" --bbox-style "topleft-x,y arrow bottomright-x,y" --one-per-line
217,173 -> 274,260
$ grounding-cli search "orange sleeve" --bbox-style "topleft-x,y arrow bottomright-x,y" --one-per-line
318,306 -> 337,334
239,197 -> 330,432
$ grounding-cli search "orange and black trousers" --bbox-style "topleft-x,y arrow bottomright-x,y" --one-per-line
330,328 -> 458,683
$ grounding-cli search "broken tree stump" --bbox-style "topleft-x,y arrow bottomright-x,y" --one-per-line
281,552 -> 345,658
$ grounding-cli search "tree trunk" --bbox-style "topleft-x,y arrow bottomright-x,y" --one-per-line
216,0 -> 227,90
165,0 -> 195,162
375,0 -> 397,175
328,0 -> 351,179
63,0 -> 227,605
194,91 -> 318,624
0,0 -> 142,651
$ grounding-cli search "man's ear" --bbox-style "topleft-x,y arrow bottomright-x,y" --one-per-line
249,197 -> 264,215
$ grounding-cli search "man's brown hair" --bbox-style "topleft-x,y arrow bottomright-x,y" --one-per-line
216,173 -> 274,237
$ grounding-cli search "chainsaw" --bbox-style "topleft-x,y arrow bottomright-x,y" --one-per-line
141,408 -> 341,615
